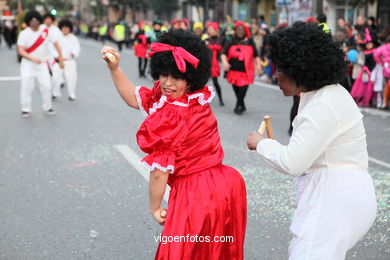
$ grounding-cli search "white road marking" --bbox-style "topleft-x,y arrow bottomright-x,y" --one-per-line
114,144 -> 170,202
369,157 -> 390,170
0,76 -> 21,81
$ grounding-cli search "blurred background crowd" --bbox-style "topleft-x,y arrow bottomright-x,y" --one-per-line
1,0 -> 390,110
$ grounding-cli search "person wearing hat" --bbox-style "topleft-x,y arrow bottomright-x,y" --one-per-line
170,19 -> 182,31
181,18 -> 189,31
193,21 -> 206,40
17,10 -> 64,118
146,19 -> 163,43
221,21 -> 262,115
205,22 -> 224,105
134,22 -> 150,78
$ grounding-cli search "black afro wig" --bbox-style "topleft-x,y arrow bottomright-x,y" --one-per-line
150,29 -> 211,92
59,19 -> 73,32
24,10 -> 43,25
43,13 -> 56,22
268,21 -> 347,91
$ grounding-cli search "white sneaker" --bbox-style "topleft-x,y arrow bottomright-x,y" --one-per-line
21,111 -> 30,118
44,109 -> 56,116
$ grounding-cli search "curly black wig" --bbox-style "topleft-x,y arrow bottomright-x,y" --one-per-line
150,29 -> 211,92
268,21 -> 347,91
43,13 -> 56,22
24,10 -> 43,25
59,19 -> 73,32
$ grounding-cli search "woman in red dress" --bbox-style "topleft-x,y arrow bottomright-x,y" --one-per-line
134,21 -> 149,77
205,22 -> 224,106
221,21 -> 262,115
102,30 -> 247,259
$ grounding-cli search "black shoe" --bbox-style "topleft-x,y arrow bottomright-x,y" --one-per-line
219,100 -> 225,106
52,95 -> 57,100
234,106 -> 244,115
21,111 -> 30,118
60,83 -> 65,88
68,97 -> 76,101
44,109 -> 56,116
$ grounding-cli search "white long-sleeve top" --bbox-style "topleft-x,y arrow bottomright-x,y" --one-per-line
58,33 -> 81,60
257,84 -> 368,176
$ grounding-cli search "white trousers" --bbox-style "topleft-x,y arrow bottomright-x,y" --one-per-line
289,169 -> 377,260
51,62 -> 63,97
52,60 -> 77,99
20,66 -> 52,112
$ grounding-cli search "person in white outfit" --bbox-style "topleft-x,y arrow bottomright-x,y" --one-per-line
56,19 -> 80,100
17,10 -> 64,118
42,13 -> 63,100
247,22 -> 377,260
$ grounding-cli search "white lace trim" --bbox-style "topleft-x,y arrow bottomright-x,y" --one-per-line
135,86 -> 149,117
148,95 -> 167,115
148,85 -> 215,115
140,161 -> 175,174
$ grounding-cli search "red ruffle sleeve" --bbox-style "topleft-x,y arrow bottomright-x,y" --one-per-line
135,81 -> 162,117
136,106 -> 189,173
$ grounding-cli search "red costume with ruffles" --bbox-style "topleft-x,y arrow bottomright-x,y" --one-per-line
135,81 -> 247,260
135,34 -> 148,58
207,37 -> 223,78
226,43 -> 255,87
224,21 -> 257,87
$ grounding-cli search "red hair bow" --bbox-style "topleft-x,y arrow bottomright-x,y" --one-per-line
148,43 -> 199,73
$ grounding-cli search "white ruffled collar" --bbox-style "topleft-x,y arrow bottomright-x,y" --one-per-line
136,84 -> 215,117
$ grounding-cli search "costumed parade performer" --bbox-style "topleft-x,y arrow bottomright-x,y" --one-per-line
103,29 -> 247,260
205,22 -> 224,106
134,22 -> 149,78
17,10 -> 63,118
246,22 -> 377,260
221,21 -> 262,115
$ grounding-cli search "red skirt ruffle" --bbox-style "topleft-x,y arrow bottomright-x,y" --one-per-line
227,70 -> 254,87
135,44 -> 148,58
155,164 -> 247,260
211,63 -> 220,78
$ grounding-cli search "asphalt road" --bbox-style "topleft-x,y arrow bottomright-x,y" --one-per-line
0,38 -> 389,259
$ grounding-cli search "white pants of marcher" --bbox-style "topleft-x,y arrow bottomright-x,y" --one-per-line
20,63 -> 52,112
52,60 -> 77,99
289,169 -> 377,260
51,62 -> 63,97
63,60 -> 77,99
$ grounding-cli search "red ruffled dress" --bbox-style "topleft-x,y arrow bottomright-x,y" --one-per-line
135,34 -> 148,58
223,38 -> 258,87
135,81 -> 247,260
207,36 -> 223,78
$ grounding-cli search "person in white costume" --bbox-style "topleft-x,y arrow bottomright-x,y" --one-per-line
246,22 -> 377,260
55,19 -> 81,100
42,13 -> 63,100
17,10 -> 64,118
